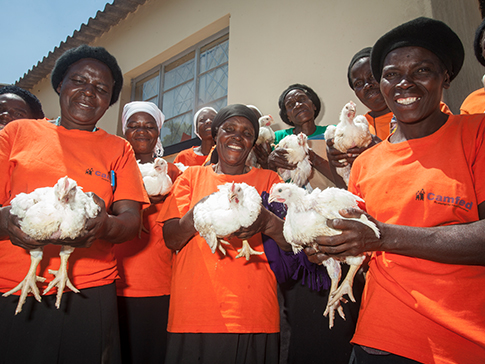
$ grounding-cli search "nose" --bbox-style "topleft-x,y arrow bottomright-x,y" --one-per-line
82,83 -> 95,96
396,75 -> 413,89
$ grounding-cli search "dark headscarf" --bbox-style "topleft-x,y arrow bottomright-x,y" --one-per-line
278,84 -> 321,126
474,17 -> 485,67
371,17 -> 464,82
347,47 -> 372,89
51,44 -> 123,106
210,104 -> 259,164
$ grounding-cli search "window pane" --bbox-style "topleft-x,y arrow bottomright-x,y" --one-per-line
200,38 -> 229,73
164,52 -> 195,89
198,64 -> 228,104
162,81 -> 195,119
160,113 -> 192,147
134,72 -> 159,101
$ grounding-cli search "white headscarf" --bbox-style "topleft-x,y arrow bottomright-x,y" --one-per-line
122,101 -> 165,157
193,106 -> 217,139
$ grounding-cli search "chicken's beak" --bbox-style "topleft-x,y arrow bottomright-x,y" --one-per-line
229,182 -> 239,203
268,193 -> 277,204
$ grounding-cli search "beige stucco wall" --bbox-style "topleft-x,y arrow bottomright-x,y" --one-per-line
29,0 -> 482,137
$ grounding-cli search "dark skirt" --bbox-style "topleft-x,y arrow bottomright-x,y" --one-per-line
0,282 -> 121,364
165,332 -> 280,364
117,295 -> 170,364
280,265 -> 365,364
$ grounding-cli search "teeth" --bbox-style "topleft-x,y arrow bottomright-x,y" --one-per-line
228,145 -> 242,150
397,97 -> 420,105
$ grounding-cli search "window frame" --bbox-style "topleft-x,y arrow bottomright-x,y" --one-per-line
130,28 -> 229,156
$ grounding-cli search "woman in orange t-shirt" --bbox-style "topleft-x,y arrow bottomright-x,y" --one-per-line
307,18 -> 485,364
173,106 -> 217,168
0,45 -> 148,363
160,104 -> 291,364
114,101 -> 181,364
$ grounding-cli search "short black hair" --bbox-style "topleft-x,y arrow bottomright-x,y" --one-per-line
0,85 -> 45,119
474,17 -> 485,67
51,44 -> 123,105
278,84 -> 321,126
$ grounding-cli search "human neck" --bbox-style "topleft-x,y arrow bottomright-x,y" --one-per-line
389,110 -> 448,143
293,120 -> 316,136
213,162 -> 249,176
135,152 -> 154,163
198,138 -> 214,156
368,107 -> 391,118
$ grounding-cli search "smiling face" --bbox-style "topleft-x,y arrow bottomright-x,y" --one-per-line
0,93 -> 34,130
197,109 -> 216,140
124,112 -> 159,155
380,46 -> 450,124
216,116 -> 256,171
283,89 -> 317,126
350,57 -> 389,115
57,58 -> 114,131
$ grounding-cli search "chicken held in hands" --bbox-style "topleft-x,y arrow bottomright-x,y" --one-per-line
6,176 -> 100,314
324,101 -> 373,185
137,157 -> 173,197
268,182 -> 380,328
274,132 -> 312,187
247,115 -> 275,168
193,182 -> 264,260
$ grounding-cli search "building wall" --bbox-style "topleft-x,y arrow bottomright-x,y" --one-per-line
31,0 -> 482,138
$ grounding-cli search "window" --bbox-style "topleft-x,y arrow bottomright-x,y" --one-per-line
132,30 -> 229,155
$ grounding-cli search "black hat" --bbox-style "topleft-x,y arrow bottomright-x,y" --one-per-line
371,17 -> 464,82
211,104 -> 259,145
347,47 -> 372,89
51,44 -> 123,106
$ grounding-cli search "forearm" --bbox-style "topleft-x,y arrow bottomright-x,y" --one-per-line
262,209 -> 292,252
309,150 -> 337,184
101,210 -> 141,244
163,210 -> 197,251
379,221 -> 485,265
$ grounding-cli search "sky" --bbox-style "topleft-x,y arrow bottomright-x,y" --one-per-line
0,0 -> 113,85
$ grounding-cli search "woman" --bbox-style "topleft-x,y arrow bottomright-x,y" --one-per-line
0,44 -> 148,363
0,85 -> 45,130
348,47 -> 393,140
114,101 -> 181,364
307,17 -> 485,363
460,17 -> 485,114
159,104 -> 291,364
268,84 -> 334,190
173,106 -> 217,167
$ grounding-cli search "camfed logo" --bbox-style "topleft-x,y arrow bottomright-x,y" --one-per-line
415,189 -> 473,211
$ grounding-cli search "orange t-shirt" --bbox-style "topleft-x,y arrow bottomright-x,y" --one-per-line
0,119 -> 149,294
460,88 -> 485,115
348,114 -> 485,363
173,146 -> 210,167
365,112 -> 394,140
158,166 -> 282,333
114,162 -> 181,297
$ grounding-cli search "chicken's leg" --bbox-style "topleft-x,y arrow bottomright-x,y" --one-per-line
2,248 -> 46,314
235,240 -> 264,261
322,257 -> 346,329
327,256 -> 365,308
43,245 -> 79,309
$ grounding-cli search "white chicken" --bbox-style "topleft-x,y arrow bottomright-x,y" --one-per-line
246,115 -> 275,168
137,157 -> 173,196
274,132 -> 312,188
174,162 -> 189,173
193,182 -> 263,260
268,182 -> 380,328
324,101 -> 373,185
6,176 -> 100,314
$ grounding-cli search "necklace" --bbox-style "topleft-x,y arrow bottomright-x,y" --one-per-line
55,117 -> 97,132
213,163 -> 251,175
